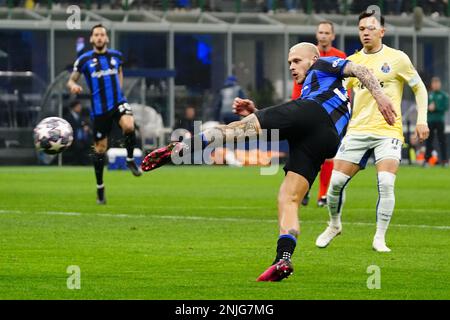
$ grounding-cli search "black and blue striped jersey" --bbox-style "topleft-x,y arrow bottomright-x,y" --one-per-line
73,49 -> 127,117
300,56 -> 351,139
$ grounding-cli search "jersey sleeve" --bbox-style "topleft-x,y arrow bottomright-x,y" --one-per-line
315,57 -> 349,78
116,51 -> 124,67
397,52 -> 421,87
73,57 -> 85,73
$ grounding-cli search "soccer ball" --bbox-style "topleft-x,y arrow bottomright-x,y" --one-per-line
34,117 -> 74,155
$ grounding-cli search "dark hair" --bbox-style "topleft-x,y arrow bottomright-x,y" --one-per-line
91,24 -> 107,35
317,21 -> 335,33
69,100 -> 81,109
358,11 -> 385,26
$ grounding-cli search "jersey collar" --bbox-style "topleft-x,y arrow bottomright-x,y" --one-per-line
361,44 -> 384,56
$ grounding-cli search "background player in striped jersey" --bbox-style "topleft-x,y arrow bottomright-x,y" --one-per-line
67,24 -> 142,205
292,21 -> 347,207
315,11 -> 430,252
141,42 -> 397,281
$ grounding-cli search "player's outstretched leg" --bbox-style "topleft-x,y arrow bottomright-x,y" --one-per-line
316,170 -> 350,248
141,114 -> 262,172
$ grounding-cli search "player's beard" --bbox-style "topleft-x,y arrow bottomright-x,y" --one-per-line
93,42 -> 106,51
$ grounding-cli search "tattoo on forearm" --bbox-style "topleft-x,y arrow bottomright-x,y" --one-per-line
203,115 -> 260,146
345,63 -> 384,100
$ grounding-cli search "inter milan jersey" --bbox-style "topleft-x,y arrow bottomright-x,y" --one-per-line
300,56 -> 351,139
73,49 -> 127,117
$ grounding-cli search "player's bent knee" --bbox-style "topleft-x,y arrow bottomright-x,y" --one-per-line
377,171 -> 396,196
328,170 -> 351,195
123,126 -> 134,135
278,191 -> 301,206
94,142 -> 107,154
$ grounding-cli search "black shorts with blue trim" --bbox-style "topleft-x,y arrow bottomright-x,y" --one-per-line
92,102 -> 132,141
255,99 -> 341,187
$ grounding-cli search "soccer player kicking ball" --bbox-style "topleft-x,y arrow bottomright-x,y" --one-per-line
315,11 -> 429,252
291,21 -> 347,207
67,24 -> 142,205
141,42 -> 396,281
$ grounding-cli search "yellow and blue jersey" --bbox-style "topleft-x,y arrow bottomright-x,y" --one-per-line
345,45 -> 422,142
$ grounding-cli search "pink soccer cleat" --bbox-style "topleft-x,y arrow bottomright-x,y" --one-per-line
256,259 -> 294,282
141,142 -> 184,172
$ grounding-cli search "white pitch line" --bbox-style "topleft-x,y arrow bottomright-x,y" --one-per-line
0,209 -> 449,230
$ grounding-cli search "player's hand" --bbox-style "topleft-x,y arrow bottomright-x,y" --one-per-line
428,102 -> 436,112
70,84 -> 83,95
414,123 -> 430,143
376,95 -> 397,126
233,98 -> 258,117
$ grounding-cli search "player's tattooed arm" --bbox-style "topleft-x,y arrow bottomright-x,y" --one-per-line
67,71 -> 83,94
343,62 -> 397,125
342,62 -> 384,100
202,114 -> 262,146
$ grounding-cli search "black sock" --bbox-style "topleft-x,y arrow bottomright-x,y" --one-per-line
93,153 -> 105,186
124,132 -> 136,159
273,235 -> 297,264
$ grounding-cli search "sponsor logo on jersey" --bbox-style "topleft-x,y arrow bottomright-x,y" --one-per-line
91,68 -> 118,78
332,58 -> 343,68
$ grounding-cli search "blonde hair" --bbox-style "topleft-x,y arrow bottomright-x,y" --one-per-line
290,42 -> 320,58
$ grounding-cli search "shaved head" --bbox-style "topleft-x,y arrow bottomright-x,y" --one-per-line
290,42 -> 320,58
288,42 -> 320,85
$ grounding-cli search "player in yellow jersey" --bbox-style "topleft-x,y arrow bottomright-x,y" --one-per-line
316,10 -> 430,252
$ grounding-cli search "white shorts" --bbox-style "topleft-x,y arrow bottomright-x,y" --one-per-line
334,134 -> 402,169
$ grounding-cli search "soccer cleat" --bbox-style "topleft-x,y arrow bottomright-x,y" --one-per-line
96,186 -> 106,205
256,259 -> 294,282
315,224 -> 342,248
317,196 -> 327,207
126,159 -> 142,177
372,237 -> 391,252
301,192 -> 310,206
141,142 -> 184,172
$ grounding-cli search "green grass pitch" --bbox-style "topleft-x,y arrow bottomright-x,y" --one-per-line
0,165 -> 449,299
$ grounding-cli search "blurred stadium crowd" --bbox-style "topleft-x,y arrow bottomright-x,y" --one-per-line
2,0 -> 450,17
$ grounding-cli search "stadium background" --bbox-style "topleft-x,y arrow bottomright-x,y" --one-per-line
0,1 -> 449,302
1,0 -> 450,165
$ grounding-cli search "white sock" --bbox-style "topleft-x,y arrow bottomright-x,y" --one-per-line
327,170 -> 351,227
375,171 -> 396,239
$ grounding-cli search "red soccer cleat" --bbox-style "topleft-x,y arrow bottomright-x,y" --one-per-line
141,142 -> 184,172
256,259 -> 294,282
